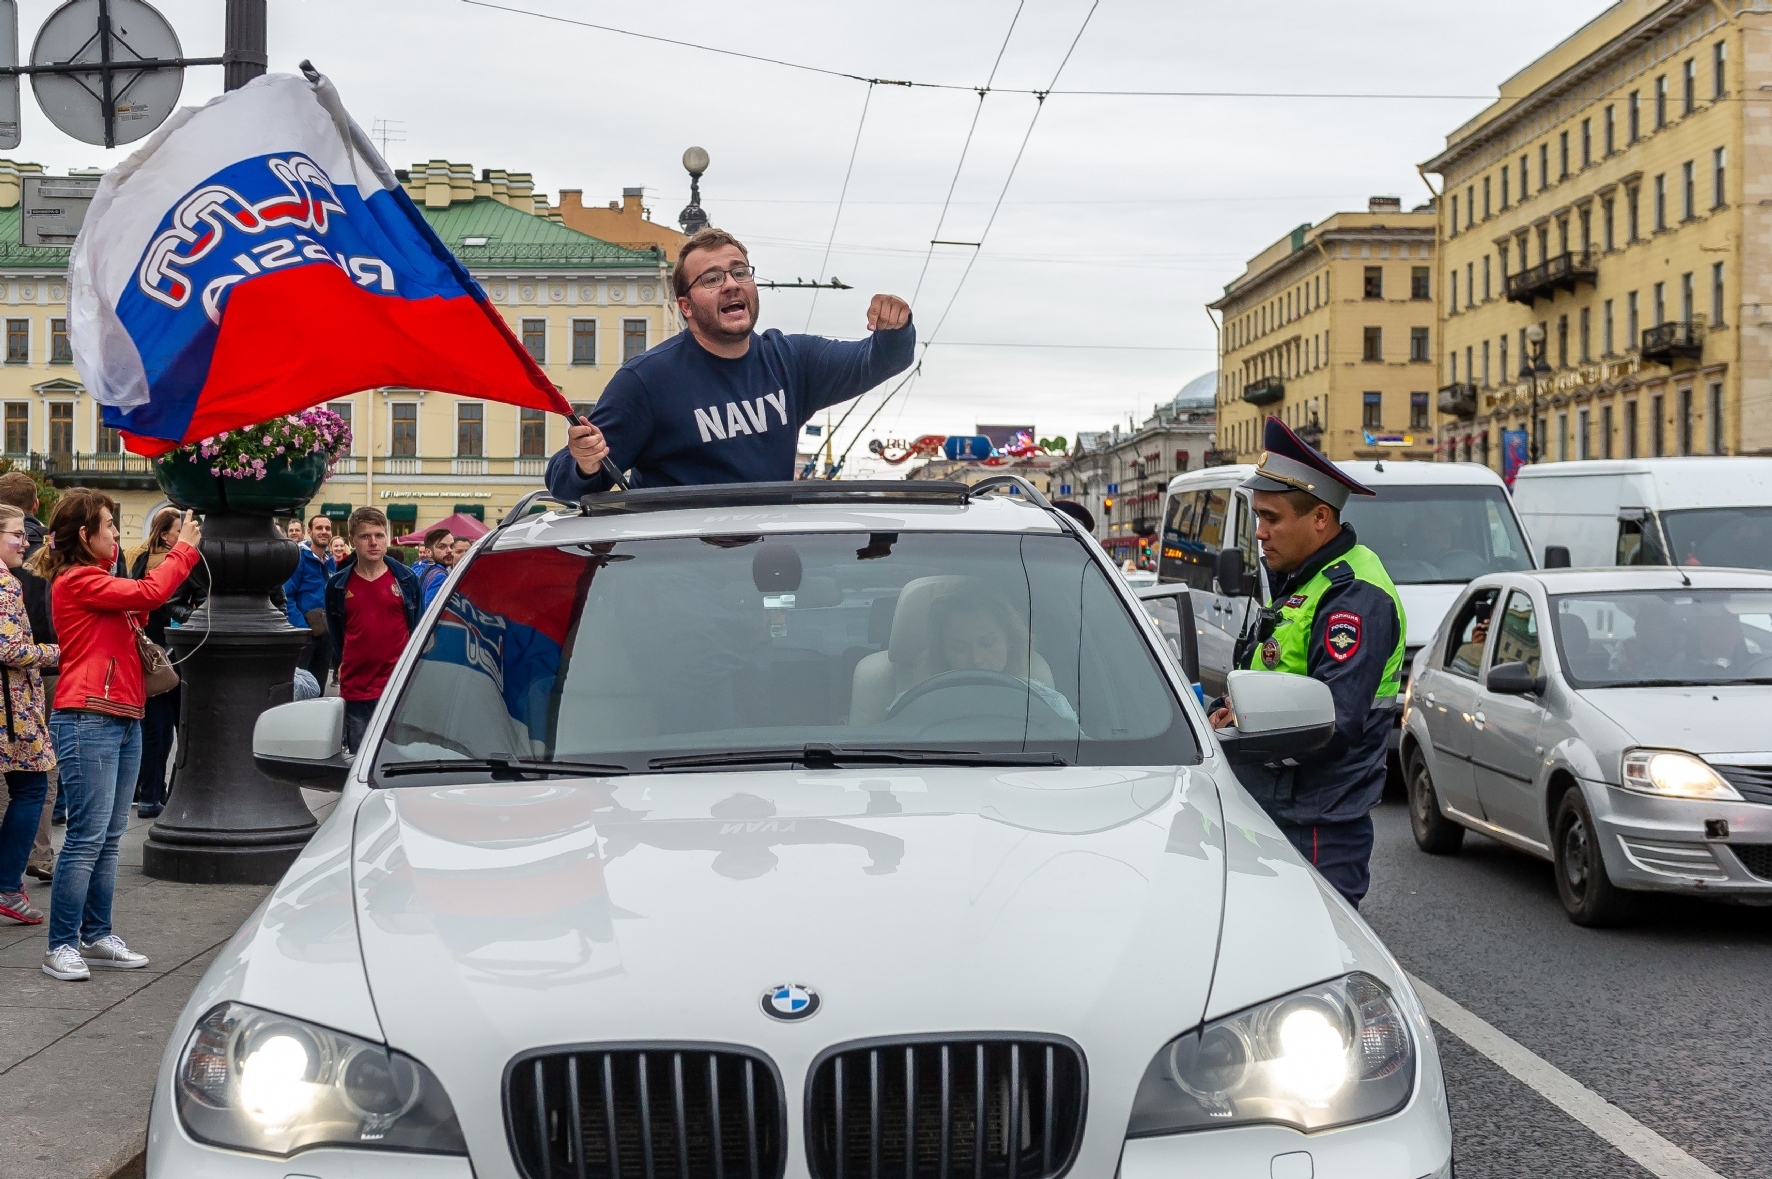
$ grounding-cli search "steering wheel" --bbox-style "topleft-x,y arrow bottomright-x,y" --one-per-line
886,670 -> 1034,719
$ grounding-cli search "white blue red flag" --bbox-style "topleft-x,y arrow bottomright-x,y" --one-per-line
69,70 -> 569,456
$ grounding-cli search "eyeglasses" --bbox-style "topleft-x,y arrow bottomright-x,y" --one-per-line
690,264 -> 757,291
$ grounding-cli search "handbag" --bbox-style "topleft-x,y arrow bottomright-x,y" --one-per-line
303,607 -> 329,639
131,616 -> 180,697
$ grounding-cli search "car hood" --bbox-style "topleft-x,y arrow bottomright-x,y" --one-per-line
1577,685 -> 1772,759
351,767 -> 1229,1174
1397,582 -> 1466,650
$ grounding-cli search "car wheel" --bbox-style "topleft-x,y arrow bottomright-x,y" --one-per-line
1553,789 -> 1634,927
1408,753 -> 1464,855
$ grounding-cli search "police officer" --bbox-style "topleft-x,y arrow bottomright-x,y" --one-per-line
1208,416 -> 1406,909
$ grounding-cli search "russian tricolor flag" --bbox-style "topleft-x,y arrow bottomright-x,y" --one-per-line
68,70 -> 569,456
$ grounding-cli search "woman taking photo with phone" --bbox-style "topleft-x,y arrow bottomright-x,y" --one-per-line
29,490 -> 200,981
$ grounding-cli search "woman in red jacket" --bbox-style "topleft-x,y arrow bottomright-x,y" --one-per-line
30,490 -> 200,982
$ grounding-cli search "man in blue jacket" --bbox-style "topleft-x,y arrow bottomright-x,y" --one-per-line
283,513 -> 336,685
546,228 -> 914,498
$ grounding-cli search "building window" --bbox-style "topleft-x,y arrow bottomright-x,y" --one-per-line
1603,299 -> 1615,354
1654,281 -> 1667,327
1498,242 -> 1510,283
1482,339 -> 1491,385
1579,307 -> 1591,362
1715,40 -> 1726,99
1655,74 -> 1668,128
1683,57 -> 1696,115
1411,267 -> 1430,300
571,402 -> 594,420
1410,326 -> 1429,361
1580,119 -> 1591,168
1449,195 -> 1458,236
1625,400 -> 1639,458
1466,262 -> 1475,306
1410,392 -> 1429,430
1362,326 -> 1382,361
1627,291 -> 1640,347
5,320 -> 25,364
1713,262 -> 1726,327
1679,387 -> 1694,455
1652,393 -> 1666,456
1557,314 -> 1569,367
1602,405 -> 1614,459
96,416 -> 121,455
1579,207 -> 1592,254
1521,152 -> 1530,193
1483,176 -> 1492,218
456,403 -> 483,457
1363,266 -> 1383,299
1628,91 -> 1640,142
1682,161 -> 1695,220
1501,164 -> 1511,208
2,404 -> 24,455
1557,218 -> 1569,256
1449,352 -> 1458,384
1709,381 -> 1724,454
1450,271 -> 1459,314
1482,255 -> 1492,302
1559,130 -> 1570,178
1681,271 -> 1695,327
1363,392 -> 1383,428
1627,185 -> 1640,240
49,318 -> 70,364
1578,408 -> 1591,459
622,318 -> 648,362
1465,185 -> 1474,229
1499,334 -> 1509,382
1604,105 -> 1616,155
521,318 -> 546,364
520,407 -> 546,457
391,403 -> 417,457
1538,143 -> 1549,191
327,401 -> 354,453
1713,146 -> 1726,209
1654,174 -> 1666,231
1557,412 -> 1569,461
1603,198 -> 1615,251
571,318 -> 597,364
48,403 -> 71,456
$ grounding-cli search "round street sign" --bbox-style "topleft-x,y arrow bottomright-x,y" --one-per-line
31,0 -> 183,148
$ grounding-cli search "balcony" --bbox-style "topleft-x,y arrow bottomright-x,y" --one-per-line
1641,320 -> 1705,363
1242,376 -> 1284,406
14,452 -> 158,491
1505,249 -> 1597,305
1438,383 -> 1478,419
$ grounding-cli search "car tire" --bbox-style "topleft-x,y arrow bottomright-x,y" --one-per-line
1408,753 -> 1464,855
1553,789 -> 1634,927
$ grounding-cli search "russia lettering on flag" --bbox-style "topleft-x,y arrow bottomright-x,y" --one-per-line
68,69 -> 570,456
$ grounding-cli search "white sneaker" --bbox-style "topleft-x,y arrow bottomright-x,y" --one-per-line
79,935 -> 149,970
43,944 -> 91,981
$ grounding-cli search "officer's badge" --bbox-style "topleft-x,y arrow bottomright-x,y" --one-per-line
1325,610 -> 1362,662
1283,594 -> 1308,609
1260,637 -> 1280,668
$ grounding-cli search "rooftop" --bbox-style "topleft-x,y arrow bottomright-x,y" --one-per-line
421,197 -> 664,269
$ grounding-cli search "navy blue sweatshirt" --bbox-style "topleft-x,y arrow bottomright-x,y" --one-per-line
546,321 -> 915,498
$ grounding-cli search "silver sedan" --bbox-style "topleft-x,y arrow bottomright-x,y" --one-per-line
1400,566 -> 1772,925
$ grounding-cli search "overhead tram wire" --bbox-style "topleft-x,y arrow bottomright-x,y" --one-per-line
828,0 -> 1101,477
803,82 -> 876,332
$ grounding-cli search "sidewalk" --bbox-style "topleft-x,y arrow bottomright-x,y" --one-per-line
0,791 -> 334,1179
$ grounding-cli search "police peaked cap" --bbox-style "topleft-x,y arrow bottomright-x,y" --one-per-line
1239,415 -> 1377,511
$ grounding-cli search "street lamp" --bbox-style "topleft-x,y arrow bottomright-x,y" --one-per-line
1520,322 -> 1552,463
679,146 -> 710,236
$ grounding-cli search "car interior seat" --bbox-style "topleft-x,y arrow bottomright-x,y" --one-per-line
850,576 -> 1055,725
1557,612 -> 1602,680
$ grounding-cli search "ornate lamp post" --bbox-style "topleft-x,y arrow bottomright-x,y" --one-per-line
1521,322 -> 1552,463
678,146 -> 710,236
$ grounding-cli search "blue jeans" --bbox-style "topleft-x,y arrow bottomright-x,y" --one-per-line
0,769 -> 48,892
48,712 -> 142,950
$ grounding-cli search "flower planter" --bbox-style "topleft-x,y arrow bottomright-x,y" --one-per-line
155,450 -> 330,516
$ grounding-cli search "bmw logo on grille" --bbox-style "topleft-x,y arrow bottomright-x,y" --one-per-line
761,983 -> 820,1021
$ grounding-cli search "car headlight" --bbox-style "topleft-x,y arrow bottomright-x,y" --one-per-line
176,1002 -> 467,1157
1127,972 -> 1414,1136
1621,749 -> 1742,801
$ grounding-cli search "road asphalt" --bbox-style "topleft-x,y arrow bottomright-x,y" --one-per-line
1365,797 -> 1772,1179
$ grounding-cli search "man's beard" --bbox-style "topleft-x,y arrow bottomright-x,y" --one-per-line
690,288 -> 758,343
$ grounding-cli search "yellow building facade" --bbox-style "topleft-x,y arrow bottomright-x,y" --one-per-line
1211,199 -> 1440,463
0,158 -> 681,536
1425,0 -> 1770,468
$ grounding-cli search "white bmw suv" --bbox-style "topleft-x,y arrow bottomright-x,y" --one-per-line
149,479 -> 1452,1179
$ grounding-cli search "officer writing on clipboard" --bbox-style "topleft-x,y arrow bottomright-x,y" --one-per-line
1209,416 -> 1406,909
545,228 -> 914,498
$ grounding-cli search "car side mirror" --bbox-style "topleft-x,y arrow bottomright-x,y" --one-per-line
253,698 -> 351,791
1485,661 -> 1546,696
1214,547 -> 1247,598
1543,544 -> 1571,569
1214,669 -> 1335,766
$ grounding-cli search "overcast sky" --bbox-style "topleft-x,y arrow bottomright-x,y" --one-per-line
10,0 -> 1612,460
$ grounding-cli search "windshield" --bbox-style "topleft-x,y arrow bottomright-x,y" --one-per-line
374,531 -> 1199,779
1552,588 -> 1772,688
1340,485 -> 1533,584
1660,507 -> 1772,570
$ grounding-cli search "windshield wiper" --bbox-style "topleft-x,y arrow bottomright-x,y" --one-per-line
648,744 -> 1068,770
379,756 -> 630,780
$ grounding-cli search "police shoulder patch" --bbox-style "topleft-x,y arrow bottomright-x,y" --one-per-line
1324,610 -> 1362,662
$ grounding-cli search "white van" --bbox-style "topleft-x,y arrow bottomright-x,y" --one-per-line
1512,457 -> 1772,569
1157,460 -> 1534,702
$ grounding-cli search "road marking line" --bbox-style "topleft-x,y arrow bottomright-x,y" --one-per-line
1407,973 -> 1727,1179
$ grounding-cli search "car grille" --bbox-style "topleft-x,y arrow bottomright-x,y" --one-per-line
507,1046 -> 785,1179
805,1037 -> 1086,1179
1711,764 -> 1772,805
1731,845 -> 1772,881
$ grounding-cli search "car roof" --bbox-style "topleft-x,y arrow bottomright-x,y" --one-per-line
1165,459 -> 1506,493
1511,456 -> 1772,509
1476,566 -> 1772,594
488,484 -> 1066,550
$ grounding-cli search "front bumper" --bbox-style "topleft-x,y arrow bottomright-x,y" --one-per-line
1589,780 -> 1772,896
1120,1120 -> 1452,1179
